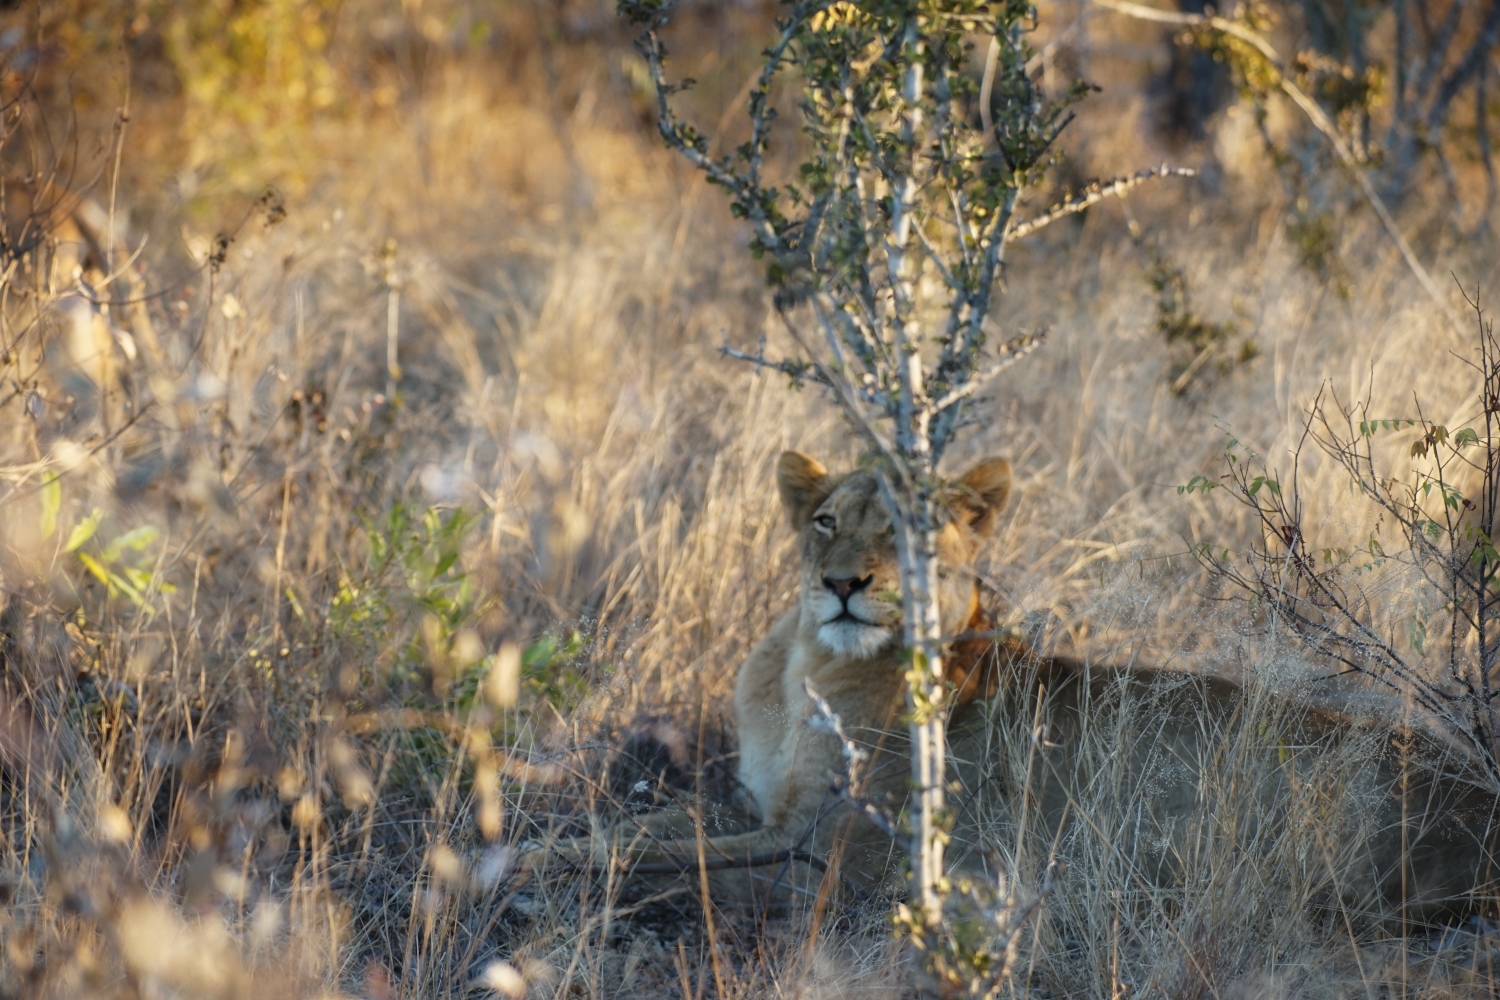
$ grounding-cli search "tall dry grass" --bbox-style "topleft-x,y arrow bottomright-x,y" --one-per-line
0,2 -> 1498,997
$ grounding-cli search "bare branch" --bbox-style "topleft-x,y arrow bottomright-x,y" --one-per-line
718,336 -> 829,386
1425,0 -> 1500,138
931,330 -> 1047,414
912,213 -> 961,292
1004,165 -> 1197,244
974,859 -> 1061,999
979,35 -> 999,150
1198,314 -> 1500,781
781,305 -> 899,468
805,680 -> 904,840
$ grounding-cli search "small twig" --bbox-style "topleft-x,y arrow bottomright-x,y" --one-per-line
932,330 -> 1048,413
912,216 -> 961,292
339,710 -> 578,785
805,680 -> 903,839
1025,12 -> 1094,76
718,336 -> 829,386
804,680 -> 870,769
977,858 -> 1061,998
0,403 -> 156,506
979,35 -> 999,149
1005,165 -> 1196,243
786,302 -> 904,472
1170,341 -> 1216,395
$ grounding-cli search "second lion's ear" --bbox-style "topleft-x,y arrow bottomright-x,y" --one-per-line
777,451 -> 831,529
954,457 -> 1012,536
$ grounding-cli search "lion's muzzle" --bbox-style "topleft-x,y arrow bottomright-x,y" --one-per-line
814,573 -> 895,657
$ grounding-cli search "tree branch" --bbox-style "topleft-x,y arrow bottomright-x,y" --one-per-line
1004,165 -> 1197,243
718,336 -> 829,386
931,330 -> 1047,414
1092,0 -> 1467,337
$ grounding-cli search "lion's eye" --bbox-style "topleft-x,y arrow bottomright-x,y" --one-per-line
813,514 -> 836,532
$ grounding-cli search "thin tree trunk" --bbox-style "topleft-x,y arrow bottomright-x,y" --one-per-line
889,485 -> 948,924
885,16 -> 947,928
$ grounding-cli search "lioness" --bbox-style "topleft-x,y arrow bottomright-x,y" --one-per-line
528,452 -> 1500,924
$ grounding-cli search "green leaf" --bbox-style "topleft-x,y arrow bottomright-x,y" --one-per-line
432,551 -> 460,578
109,571 -> 146,607
101,525 -> 159,563
121,566 -> 154,591
76,551 -> 112,588
39,472 -> 60,540
1455,427 -> 1480,447
285,587 -> 308,621
522,636 -> 559,671
65,509 -> 104,553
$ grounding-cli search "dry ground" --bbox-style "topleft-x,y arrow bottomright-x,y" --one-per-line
1,2 -> 1499,997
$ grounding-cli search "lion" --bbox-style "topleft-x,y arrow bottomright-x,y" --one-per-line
524,451 -> 1500,925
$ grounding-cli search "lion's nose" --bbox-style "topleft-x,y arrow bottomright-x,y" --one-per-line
823,575 -> 874,602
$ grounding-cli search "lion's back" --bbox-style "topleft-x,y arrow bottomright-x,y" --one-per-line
944,652 -> 1500,923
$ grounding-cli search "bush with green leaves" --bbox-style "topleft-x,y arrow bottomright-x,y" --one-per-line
1192,289 -> 1500,786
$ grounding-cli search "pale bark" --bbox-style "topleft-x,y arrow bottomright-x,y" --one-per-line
880,472 -> 948,924
884,20 -> 949,927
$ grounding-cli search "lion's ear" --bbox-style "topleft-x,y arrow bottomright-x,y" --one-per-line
954,457 -> 1012,536
777,451 -> 831,529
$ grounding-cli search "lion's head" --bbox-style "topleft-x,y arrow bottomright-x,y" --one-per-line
775,451 -> 1012,659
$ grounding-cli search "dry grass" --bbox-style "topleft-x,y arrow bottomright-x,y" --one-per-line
1,2 -> 1499,997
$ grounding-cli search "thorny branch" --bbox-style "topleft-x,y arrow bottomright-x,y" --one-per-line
635,0 -> 1191,464
805,680 -> 903,840
717,336 -> 829,387
1004,165 -> 1197,243
969,859 -> 1061,1000
1196,287 -> 1500,784
931,330 -> 1048,413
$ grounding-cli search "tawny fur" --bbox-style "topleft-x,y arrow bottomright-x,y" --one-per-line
525,451 -> 1500,923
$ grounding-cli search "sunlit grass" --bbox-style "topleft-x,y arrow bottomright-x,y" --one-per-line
0,3 -> 1498,998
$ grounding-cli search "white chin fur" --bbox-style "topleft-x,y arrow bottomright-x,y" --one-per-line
817,621 -> 894,659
